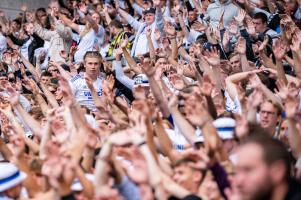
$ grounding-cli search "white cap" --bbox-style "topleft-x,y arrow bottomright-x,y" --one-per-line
213,117 -> 236,140
0,162 -> 27,192
71,174 -> 95,191
133,74 -> 149,87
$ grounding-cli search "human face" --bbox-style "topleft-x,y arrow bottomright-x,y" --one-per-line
173,163 -> 202,192
49,2 -> 60,16
25,23 -> 34,35
253,18 -> 266,33
188,11 -> 197,23
233,143 -> 273,200
92,13 -> 100,24
156,58 -> 167,68
230,55 -> 241,73
144,13 -> 155,25
84,56 -> 100,78
259,101 -> 278,132
11,21 -> 20,32
47,66 -> 59,77
41,76 -> 51,85
36,11 -> 47,25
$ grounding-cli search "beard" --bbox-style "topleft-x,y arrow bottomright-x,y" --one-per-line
247,178 -> 274,200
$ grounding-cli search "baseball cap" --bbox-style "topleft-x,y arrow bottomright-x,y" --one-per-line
0,162 -> 27,192
213,117 -> 236,140
133,74 -> 149,87
143,7 -> 155,15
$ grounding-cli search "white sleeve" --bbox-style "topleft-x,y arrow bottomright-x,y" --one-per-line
113,60 -> 135,90
19,94 -> 31,112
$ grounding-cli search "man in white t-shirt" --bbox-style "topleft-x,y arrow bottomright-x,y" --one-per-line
116,0 -> 164,57
69,51 -> 104,111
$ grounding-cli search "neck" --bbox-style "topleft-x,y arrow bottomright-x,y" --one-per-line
85,73 -> 97,81
271,181 -> 288,200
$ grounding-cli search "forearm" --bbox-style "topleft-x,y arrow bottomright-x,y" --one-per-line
0,139 -> 12,161
169,108 -> 197,144
258,83 -> 284,110
75,166 -> 94,199
139,144 -> 162,187
39,122 -> 51,159
287,119 -> 301,159
292,51 -> 301,79
113,60 -> 135,90
147,36 -> 156,61
122,48 -> 139,69
205,95 -> 218,119
276,60 -> 288,85
14,104 -> 42,135
148,76 -> 170,117
154,121 -> 181,165
40,83 -> 60,108
170,38 -> 178,60
35,93 -> 51,116
240,54 -> 253,72
81,148 -> 95,173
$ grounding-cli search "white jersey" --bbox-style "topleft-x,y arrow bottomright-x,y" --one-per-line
69,73 -> 103,111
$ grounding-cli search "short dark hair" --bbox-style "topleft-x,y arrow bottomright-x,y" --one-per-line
41,71 -> 52,77
243,130 -> 291,180
253,12 -> 268,24
109,20 -> 123,29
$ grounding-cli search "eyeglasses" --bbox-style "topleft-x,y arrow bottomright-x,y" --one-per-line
260,110 -> 276,116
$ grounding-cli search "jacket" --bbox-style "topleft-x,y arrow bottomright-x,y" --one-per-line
205,0 -> 239,28
34,20 -> 72,62
8,33 -> 44,64
125,8 -> 164,57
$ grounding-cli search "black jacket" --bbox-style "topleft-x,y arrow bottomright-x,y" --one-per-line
9,33 -> 44,65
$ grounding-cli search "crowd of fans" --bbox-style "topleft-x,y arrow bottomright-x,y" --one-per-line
0,0 -> 301,199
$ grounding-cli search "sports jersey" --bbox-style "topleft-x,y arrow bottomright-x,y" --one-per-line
69,73 -> 103,111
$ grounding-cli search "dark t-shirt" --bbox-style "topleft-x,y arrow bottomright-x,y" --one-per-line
285,179 -> 301,200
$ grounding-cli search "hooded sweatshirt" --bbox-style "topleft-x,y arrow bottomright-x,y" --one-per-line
205,0 -> 239,28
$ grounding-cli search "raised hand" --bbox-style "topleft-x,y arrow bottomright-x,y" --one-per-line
246,19 -> 256,36
146,27 -> 152,38
234,9 -> 246,24
200,75 -> 214,97
203,47 -> 220,66
234,113 -> 249,139
154,28 -> 161,41
273,39 -> 286,61
6,86 -> 20,107
140,57 -> 156,77
184,93 -> 211,127
164,23 -> 176,37
191,21 -> 207,32
258,35 -> 269,52
228,20 -> 238,35
235,37 -> 246,55
153,0 -> 161,7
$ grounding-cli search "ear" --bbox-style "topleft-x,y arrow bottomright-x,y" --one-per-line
269,160 -> 287,184
192,170 -> 203,183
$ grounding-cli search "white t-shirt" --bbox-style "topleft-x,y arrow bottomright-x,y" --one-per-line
20,38 -> 32,61
69,73 -> 103,111
134,27 -> 148,57
74,25 -> 104,62
0,34 -> 7,58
